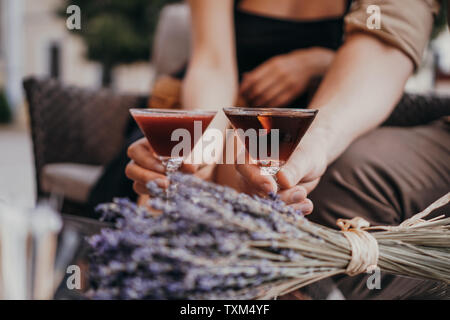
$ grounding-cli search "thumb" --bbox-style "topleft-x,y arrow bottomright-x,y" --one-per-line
276,153 -> 308,189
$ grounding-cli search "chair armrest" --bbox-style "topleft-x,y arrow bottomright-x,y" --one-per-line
384,93 -> 450,127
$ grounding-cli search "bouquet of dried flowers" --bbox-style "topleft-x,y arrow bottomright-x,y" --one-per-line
87,173 -> 449,299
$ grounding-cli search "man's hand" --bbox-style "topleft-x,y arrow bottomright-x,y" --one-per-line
276,129 -> 328,192
215,164 -> 314,215
239,47 -> 334,107
233,128 -> 329,215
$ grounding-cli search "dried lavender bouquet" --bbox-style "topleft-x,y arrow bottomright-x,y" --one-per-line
87,173 -> 450,299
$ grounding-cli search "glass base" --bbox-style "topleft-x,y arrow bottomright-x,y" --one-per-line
260,166 -> 281,176
159,156 -> 183,174
157,157 -> 183,200
258,160 -> 283,176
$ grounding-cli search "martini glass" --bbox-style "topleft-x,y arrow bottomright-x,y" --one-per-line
130,108 -> 216,175
223,107 -> 318,176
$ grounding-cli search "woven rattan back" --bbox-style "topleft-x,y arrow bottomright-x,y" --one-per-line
23,77 -> 146,195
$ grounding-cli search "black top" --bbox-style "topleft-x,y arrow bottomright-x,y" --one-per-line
234,3 -> 349,107
235,9 -> 345,77
174,1 -> 350,81
234,1 -> 351,77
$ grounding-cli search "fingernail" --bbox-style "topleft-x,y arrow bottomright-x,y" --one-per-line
154,178 -> 169,188
155,164 -> 166,173
299,202 -> 313,215
291,191 -> 305,203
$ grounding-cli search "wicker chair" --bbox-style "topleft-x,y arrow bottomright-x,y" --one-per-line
23,77 -> 147,216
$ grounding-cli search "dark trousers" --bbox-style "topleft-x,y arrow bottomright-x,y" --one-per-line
307,120 -> 450,299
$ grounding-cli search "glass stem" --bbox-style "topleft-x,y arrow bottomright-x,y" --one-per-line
258,160 -> 281,176
258,160 -> 282,196
163,157 -> 183,174
160,157 -> 183,200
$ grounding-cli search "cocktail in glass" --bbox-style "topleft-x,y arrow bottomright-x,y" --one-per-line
223,107 -> 318,176
130,108 -> 216,174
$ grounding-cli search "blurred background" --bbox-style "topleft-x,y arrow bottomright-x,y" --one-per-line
0,0 -> 449,209
0,0 -> 179,207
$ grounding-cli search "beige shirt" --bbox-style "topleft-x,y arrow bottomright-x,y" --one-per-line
345,0 -> 440,69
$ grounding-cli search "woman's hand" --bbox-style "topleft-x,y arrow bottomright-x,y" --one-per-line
125,138 -> 170,195
239,47 -> 334,107
125,138 -> 218,195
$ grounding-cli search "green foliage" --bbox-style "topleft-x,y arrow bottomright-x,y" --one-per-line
0,89 -> 12,124
59,0 -> 180,85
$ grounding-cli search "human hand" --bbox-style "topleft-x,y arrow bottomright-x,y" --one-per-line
125,138 -> 217,195
125,138 -> 170,195
234,128 -> 329,214
239,47 -> 334,107
214,163 -> 314,215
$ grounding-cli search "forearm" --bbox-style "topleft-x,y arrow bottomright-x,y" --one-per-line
183,0 -> 237,112
181,64 -> 237,145
182,64 -> 237,111
182,0 -> 238,139
308,33 -> 413,164
290,47 -> 335,79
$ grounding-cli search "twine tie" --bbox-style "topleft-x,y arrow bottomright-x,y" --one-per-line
337,217 -> 379,276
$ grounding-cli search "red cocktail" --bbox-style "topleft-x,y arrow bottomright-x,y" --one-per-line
130,109 -> 215,172
223,107 -> 317,175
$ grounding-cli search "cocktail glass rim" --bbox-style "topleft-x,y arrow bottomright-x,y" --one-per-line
223,107 -> 318,177
129,108 -> 217,174
130,108 -> 217,116
222,107 -> 318,115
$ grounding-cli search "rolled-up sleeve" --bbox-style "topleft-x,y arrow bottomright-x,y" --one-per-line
344,0 -> 440,69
